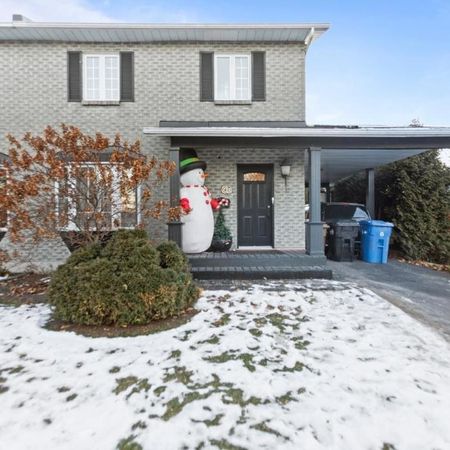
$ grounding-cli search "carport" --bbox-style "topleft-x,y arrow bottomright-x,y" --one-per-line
144,123 -> 450,259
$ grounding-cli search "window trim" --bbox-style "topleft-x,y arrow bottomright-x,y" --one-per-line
82,54 -> 120,102
56,163 -> 141,231
214,53 -> 251,102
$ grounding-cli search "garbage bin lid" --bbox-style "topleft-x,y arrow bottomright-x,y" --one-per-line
334,220 -> 361,227
360,220 -> 394,228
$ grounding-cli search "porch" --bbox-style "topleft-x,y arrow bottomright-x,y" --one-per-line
143,121 -> 450,279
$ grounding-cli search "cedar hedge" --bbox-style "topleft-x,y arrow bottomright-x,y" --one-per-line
48,230 -> 200,326
333,150 -> 450,264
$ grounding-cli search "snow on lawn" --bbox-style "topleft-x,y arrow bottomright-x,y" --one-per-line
1,281 -> 450,450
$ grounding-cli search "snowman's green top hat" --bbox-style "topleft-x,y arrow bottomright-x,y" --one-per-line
179,148 -> 207,175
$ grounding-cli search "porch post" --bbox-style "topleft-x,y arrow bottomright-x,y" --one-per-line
365,168 -> 375,219
168,147 -> 183,247
306,147 -> 324,256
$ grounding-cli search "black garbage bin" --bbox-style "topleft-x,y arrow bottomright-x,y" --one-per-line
327,221 -> 360,262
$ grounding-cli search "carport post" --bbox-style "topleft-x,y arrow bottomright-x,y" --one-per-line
366,168 -> 375,219
168,147 -> 183,247
306,147 -> 324,256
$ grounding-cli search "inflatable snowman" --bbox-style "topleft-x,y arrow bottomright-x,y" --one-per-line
179,149 -> 218,253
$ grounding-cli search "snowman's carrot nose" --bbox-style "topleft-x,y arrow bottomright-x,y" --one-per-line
202,172 -> 209,179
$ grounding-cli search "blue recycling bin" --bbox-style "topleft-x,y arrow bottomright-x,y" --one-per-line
360,220 -> 394,264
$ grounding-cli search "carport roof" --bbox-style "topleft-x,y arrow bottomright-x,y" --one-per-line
143,123 -> 450,182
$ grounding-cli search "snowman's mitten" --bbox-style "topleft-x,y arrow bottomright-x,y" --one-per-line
210,198 -> 220,211
180,197 -> 192,214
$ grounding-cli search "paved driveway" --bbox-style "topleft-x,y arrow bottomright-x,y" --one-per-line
329,259 -> 450,341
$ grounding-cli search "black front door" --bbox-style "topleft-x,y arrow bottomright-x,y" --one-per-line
237,164 -> 274,247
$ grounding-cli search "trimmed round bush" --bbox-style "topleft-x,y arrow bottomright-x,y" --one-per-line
48,231 -> 200,326
157,240 -> 189,272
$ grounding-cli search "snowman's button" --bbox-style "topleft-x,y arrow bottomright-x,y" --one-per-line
205,200 -> 210,205
203,192 -> 207,196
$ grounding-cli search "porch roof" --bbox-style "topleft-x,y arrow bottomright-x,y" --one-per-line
143,123 -> 450,182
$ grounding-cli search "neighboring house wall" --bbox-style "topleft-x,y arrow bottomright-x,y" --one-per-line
0,41 -> 306,268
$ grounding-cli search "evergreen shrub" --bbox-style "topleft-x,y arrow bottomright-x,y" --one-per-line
48,230 -> 200,325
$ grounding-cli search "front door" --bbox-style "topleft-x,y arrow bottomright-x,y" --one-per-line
237,164 -> 274,247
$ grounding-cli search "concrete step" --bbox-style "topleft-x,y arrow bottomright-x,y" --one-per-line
188,254 -> 327,268
191,265 -> 332,280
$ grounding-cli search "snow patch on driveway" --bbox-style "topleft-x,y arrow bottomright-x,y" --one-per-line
0,280 -> 449,450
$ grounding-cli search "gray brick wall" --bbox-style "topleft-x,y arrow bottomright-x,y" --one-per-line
0,41 -> 306,270
198,148 -> 305,249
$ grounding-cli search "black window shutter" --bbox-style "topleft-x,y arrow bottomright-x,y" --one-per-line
252,51 -> 266,101
200,52 -> 214,102
120,52 -> 134,102
67,52 -> 82,102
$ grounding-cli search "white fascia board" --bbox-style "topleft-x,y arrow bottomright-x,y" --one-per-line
142,126 -> 450,138
0,22 -> 329,30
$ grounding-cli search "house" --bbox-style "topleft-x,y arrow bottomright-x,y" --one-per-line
1,15 -> 450,275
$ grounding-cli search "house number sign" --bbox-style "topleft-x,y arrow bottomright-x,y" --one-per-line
221,185 -> 233,195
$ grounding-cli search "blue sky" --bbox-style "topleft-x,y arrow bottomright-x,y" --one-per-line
2,0 -> 450,126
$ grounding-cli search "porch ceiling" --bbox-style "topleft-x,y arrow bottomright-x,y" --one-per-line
143,124 -> 450,183
316,148 -> 427,183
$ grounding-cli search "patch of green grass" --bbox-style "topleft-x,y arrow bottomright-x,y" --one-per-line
192,413 -> 224,427
249,328 -> 262,337
292,336 -> 310,350
275,391 -> 297,406
381,444 -> 397,450
131,421 -> 147,430
274,361 -> 304,373
169,350 -> 181,359
266,313 -> 290,332
57,386 -> 71,393
66,393 -> 77,402
154,385 -> 166,397
109,366 -> 121,374
251,421 -> 287,439
221,388 -> 267,408
253,318 -> 267,327
126,379 -> 151,399
204,351 -> 256,372
198,335 -> 220,345
163,366 -> 193,385
116,435 -> 143,450
177,329 -> 196,342
213,314 -> 231,327
162,391 -> 211,421
113,376 -> 138,395
209,439 -> 247,450
6,365 -> 25,375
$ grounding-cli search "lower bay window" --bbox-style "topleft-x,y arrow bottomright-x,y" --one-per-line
57,164 -> 139,231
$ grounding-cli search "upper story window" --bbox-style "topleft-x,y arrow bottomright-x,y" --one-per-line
68,51 -> 133,103
200,51 -> 264,103
214,54 -> 251,101
83,54 -> 120,101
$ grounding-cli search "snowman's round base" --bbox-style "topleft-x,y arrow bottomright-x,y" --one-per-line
208,239 -> 233,252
